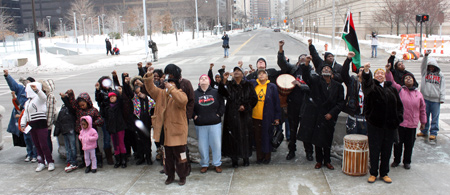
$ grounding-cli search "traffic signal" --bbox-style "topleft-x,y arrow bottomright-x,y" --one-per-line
416,14 -> 429,22
36,30 -> 45,37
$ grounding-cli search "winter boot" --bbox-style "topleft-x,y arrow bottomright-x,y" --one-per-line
96,152 -> 103,168
146,153 -> 153,165
114,155 -> 121,168
135,155 -> 145,165
121,154 -> 127,168
104,148 -> 114,165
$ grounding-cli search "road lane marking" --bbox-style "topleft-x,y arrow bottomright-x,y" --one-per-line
230,34 -> 258,57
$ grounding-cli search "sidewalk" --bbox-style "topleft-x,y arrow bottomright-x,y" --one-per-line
0,127 -> 449,194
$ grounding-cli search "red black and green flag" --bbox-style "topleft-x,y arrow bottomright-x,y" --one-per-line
342,12 -> 361,72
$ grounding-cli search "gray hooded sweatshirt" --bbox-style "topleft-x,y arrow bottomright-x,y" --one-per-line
420,56 -> 445,103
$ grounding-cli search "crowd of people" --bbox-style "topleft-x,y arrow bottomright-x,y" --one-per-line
3,39 -> 444,186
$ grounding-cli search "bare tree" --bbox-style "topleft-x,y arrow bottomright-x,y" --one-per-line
0,10 -> 15,41
65,0 -> 96,39
374,0 -> 406,35
125,6 -> 144,36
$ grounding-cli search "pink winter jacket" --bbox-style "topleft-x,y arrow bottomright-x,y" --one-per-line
386,72 -> 427,128
78,116 -> 98,150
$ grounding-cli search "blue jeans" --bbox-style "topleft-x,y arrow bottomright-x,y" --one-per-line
24,133 -> 37,158
422,99 -> 440,136
195,123 -> 222,167
371,45 -> 377,57
102,123 -> 111,149
63,131 -> 78,165
224,48 -> 229,57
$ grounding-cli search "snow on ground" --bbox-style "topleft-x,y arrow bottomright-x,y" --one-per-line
0,30 -> 240,73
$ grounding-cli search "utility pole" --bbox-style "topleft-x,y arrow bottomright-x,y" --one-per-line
332,0 -> 335,49
31,0 -> 41,66
143,0 -> 149,55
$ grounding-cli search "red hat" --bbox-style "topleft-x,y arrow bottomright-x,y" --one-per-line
108,92 -> 117,98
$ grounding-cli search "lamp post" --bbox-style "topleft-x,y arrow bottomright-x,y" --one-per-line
97,16 -> 101,35
73,12 -> 78,43
59,18 -> 63,36
89,17 -> 93,36
160,21 -> 162,34
31,0 -> 41,66
143,0 -> 149,56
46,16 -> 51,38
195,0 -> 199,38
81,14 -> 86,41
101,14 -> 105,35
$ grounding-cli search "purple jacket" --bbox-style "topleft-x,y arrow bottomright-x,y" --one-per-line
386,72 -> 427,128
78,116 -> 98,150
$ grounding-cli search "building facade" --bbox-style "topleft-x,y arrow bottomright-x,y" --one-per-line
287,0 -> 450,39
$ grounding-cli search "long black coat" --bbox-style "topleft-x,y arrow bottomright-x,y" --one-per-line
219,79 -> 258,159
361,71 -> 403,129
298,65 -> 345,148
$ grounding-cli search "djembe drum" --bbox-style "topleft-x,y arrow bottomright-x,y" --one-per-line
276,74 -> 295,96
342,134 -> 369,176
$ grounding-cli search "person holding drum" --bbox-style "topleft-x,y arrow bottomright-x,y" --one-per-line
308,39 -> 343,83
341,52 -> 368,135
277,40 -> 313,161
299,56 -> 345,170
361,63 -> 403,184
249,70 -> 281,164
219,67 -> 258,167
385,64 -> 426,170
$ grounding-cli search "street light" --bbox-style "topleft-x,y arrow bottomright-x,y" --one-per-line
73,12 -> 78,43
97,16 -> 101,35
119,16 -> 123,36
195,0 -> 199,38
59,18 -> 63,36
101,14 -> 105,35
81,14 -> 86,41
46,16 -> 51,38
89,17 -> 93,36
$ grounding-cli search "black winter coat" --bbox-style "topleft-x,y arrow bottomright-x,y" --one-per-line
341,57 -> 363,116
362,71 -> 403,129
309,44 -> 343,83
219,79 -> 258,158
53,104 -> 76,136
95,76 -> 113,118
105,93 -> 127,134
193,86 -> 225,126
298,65 -> 345,147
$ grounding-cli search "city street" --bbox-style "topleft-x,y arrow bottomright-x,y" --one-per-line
1,29 -> 450,194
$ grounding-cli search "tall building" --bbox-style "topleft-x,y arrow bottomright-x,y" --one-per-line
1,0 -> 23,32
287,0 -> 450,38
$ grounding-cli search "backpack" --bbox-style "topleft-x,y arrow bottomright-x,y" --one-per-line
53,104 -> 76,136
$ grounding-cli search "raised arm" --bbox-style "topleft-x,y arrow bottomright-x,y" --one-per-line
308,39 -> 324,74
341,52 -> 355,87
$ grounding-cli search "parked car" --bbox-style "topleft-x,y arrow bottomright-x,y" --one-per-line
274,27 -> 281,32
244,27 -> 252,32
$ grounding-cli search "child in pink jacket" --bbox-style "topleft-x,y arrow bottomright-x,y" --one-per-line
386,65 -> 426,170
79,116 -> 99,173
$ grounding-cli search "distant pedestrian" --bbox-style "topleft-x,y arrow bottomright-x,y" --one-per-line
148,40 -> 158,61
371,32 -> 378,58
417,50 -> 445,142
113,45 -> 120,55
79,116 -> 99,174
106,38 -> 113,56
222,32 -> 229,58
20,82 -> 55,172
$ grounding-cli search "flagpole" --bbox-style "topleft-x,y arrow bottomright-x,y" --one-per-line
333,10 -> 350,66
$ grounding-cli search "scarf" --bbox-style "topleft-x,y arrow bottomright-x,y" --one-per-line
132,94 -> 156,118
